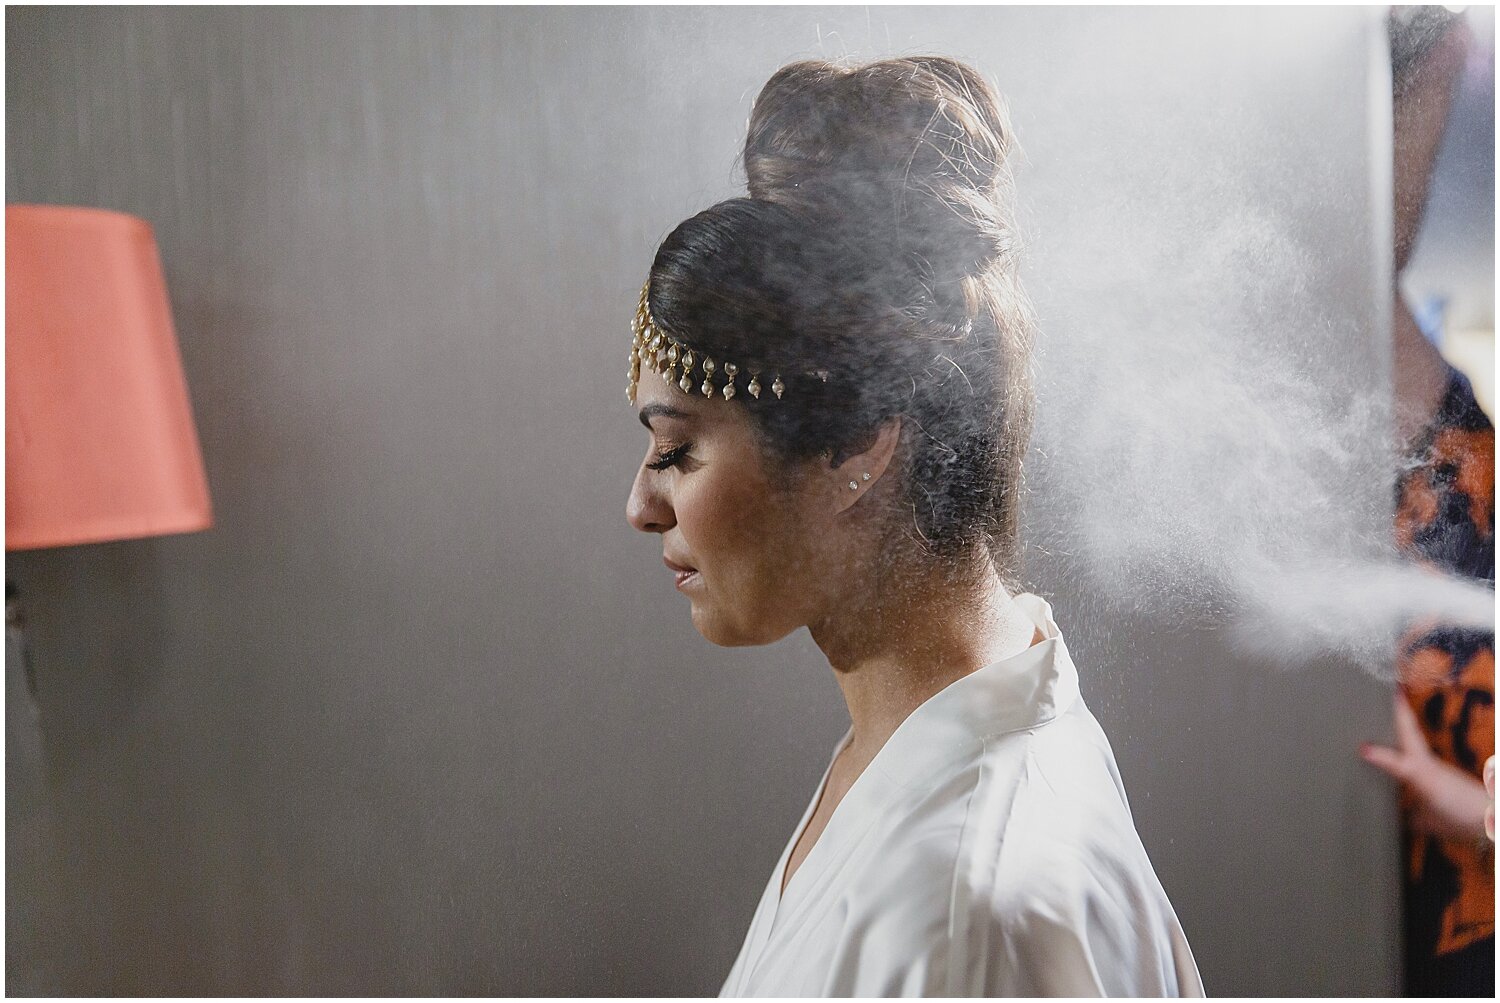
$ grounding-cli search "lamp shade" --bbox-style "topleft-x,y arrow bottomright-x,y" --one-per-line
6,204 -> 212,550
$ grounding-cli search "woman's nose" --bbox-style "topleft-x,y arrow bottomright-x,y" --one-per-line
626,467 -> 673,534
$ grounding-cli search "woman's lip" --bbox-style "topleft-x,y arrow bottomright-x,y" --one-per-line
674,570 -> 700,590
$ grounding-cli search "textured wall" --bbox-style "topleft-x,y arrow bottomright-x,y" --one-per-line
7,7 -> 1398,995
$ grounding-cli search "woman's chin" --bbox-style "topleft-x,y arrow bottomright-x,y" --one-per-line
691,605 -> 792,648
690,605 -> 748,647
689,606 -> 733,646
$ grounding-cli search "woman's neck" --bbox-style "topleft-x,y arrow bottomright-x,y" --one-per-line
806,549 -> 1038,767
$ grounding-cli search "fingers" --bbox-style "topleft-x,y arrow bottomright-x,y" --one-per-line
1361,696 -> 1493,841
1360,694 -> 1426,781
1392,693 -> 1428,755
1360,741 -> 1409,782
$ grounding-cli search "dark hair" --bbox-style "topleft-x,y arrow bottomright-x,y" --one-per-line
648,57 -> 1036,584
1388,6 -> 1465,98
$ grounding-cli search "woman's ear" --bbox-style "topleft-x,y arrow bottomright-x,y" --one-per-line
831,417 -> 901,514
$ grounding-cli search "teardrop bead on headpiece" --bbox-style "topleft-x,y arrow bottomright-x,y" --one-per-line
628,278 -> 827,407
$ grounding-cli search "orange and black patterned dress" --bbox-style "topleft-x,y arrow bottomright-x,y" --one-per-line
1394,365 -> 1495,997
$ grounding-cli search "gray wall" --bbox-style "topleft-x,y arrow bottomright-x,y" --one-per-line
7,7 -> 1398,995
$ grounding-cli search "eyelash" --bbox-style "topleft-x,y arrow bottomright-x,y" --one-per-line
647,443 -> 691,471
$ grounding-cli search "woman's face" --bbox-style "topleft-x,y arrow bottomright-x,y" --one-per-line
626,362 -> 834,646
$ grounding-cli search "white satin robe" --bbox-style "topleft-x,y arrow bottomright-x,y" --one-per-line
719,594 -> 1204,997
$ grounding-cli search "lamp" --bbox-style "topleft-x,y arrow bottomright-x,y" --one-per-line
5,204 -> 213,695
6,204 -> 212,549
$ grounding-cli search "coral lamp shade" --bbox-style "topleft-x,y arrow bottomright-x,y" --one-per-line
6,204 -> 213,550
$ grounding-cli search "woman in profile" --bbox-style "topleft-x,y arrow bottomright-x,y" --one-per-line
624,56 -> 1203,997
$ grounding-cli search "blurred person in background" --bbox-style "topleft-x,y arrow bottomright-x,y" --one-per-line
1361,6 -> 1495,997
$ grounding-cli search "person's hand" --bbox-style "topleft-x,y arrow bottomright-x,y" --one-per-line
1485,755 -> 1495,842
1361,693 -> 1490,842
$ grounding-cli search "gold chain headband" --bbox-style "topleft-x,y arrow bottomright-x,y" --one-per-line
628,279 -> 827,405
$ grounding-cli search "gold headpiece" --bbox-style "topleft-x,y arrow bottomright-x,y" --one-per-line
628,279 -> 825,405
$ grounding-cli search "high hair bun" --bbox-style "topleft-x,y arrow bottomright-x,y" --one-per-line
743,57 -> 1017,284
646,55 -> 1036,577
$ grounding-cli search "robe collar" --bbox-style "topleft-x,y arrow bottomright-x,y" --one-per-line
859,592 -> 1082,790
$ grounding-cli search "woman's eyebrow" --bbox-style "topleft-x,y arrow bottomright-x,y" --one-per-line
638,402 -> 696,431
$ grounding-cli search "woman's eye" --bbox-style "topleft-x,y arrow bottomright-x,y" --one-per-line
646,443 -> 691,471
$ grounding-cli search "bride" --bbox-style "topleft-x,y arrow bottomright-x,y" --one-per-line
624,55 -> 1203,997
